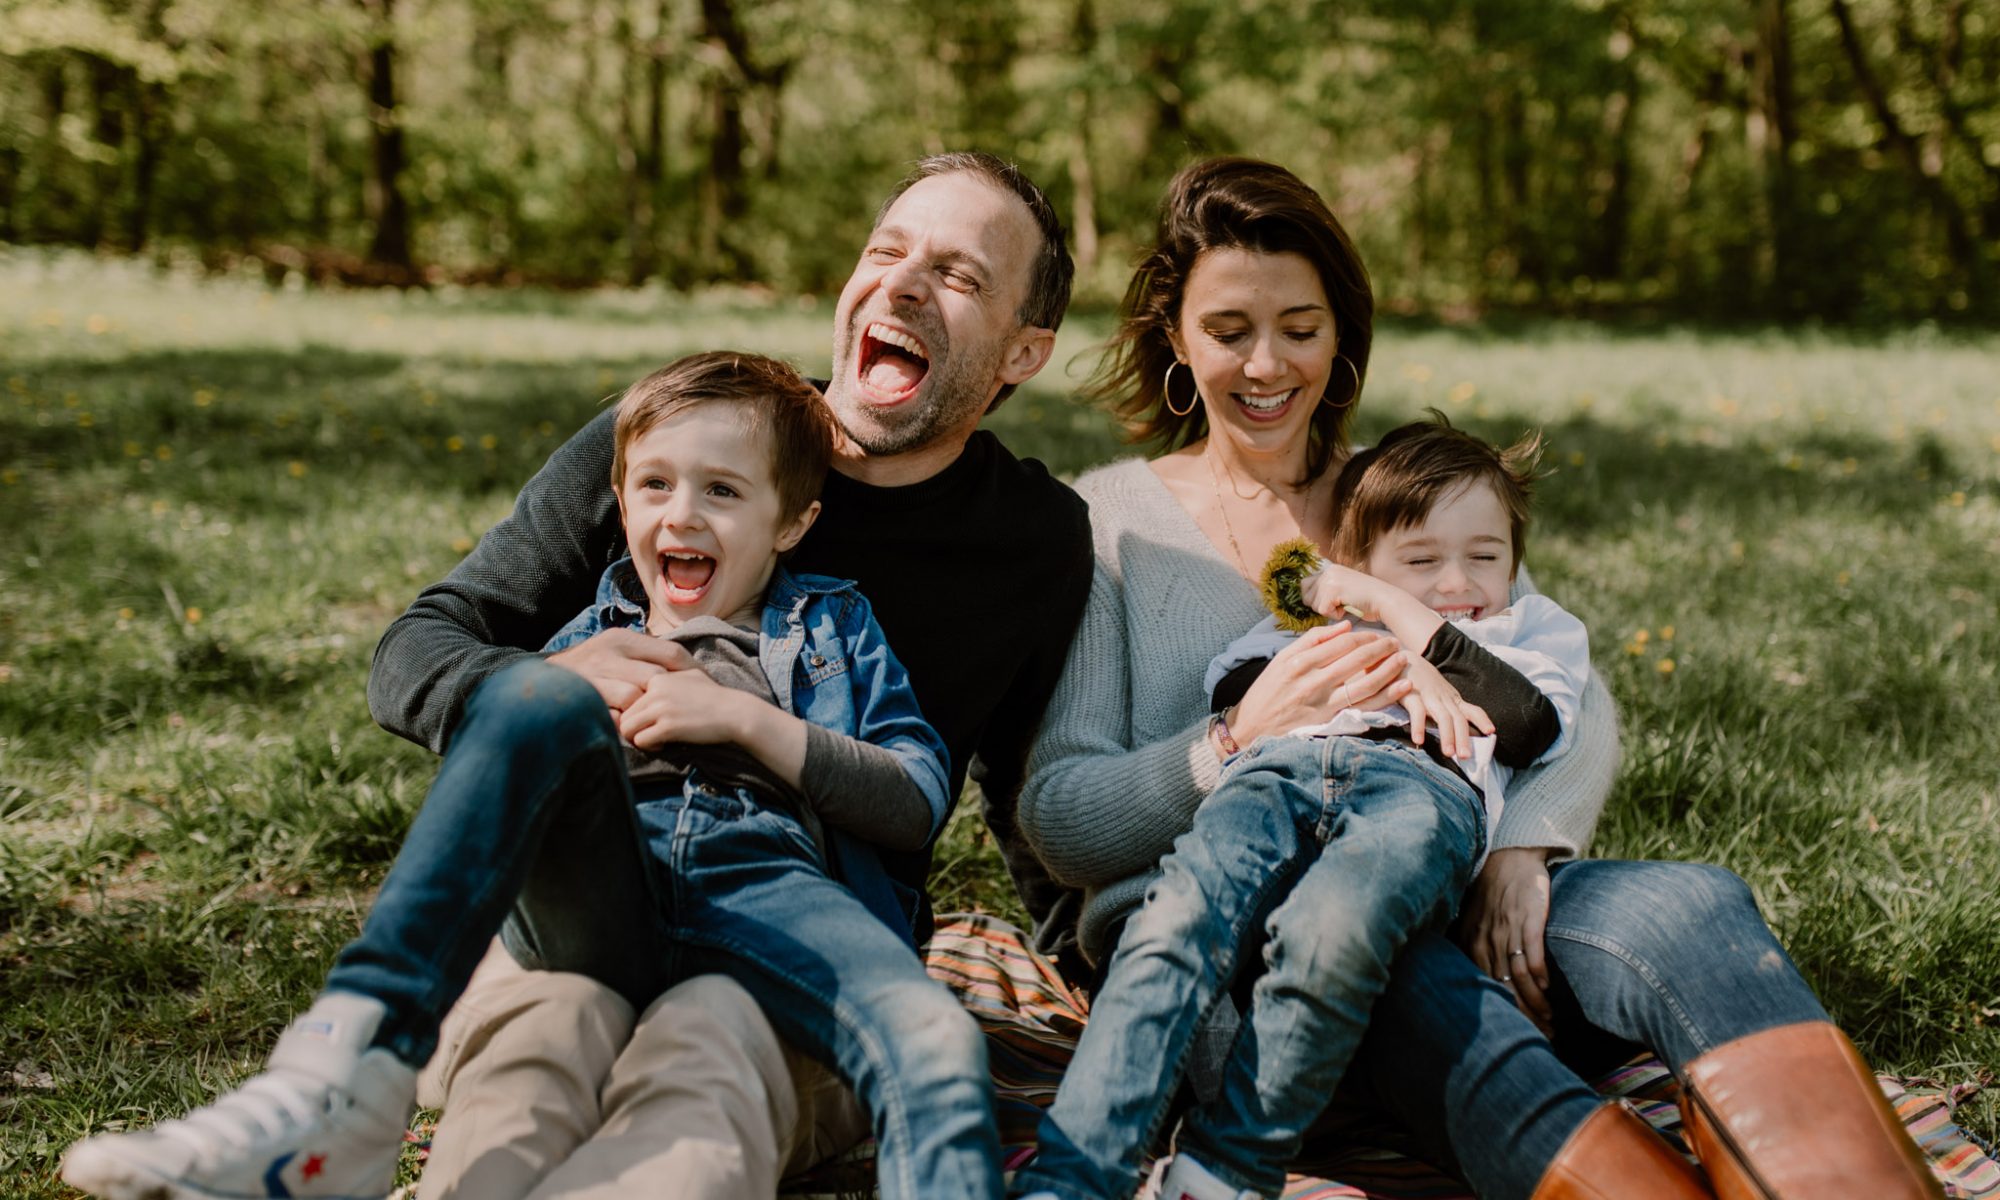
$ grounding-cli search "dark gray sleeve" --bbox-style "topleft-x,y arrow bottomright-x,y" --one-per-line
1423,622 -> 1561,768
367,410 -> 623,753
800,723 -> 934,851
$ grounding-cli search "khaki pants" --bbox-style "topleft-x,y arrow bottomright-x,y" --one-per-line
416,940 -> 869,1200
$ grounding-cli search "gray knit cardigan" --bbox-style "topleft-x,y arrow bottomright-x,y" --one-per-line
1018,457 -> 1624,966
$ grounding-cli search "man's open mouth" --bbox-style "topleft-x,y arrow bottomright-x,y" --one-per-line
857,322 -> 930,401
661,550 -> 716,604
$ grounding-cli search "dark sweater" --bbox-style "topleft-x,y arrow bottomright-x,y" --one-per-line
367,409 -> 1094,942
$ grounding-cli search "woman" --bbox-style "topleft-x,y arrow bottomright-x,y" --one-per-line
1014,157 -> 1940,1200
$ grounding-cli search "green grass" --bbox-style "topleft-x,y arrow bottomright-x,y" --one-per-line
2,250 -> 1997,1195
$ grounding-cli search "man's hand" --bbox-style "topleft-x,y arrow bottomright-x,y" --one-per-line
1458,846 -> 1555,1032
548,629 -> 696,712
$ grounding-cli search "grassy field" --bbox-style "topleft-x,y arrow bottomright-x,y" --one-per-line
2,251 -> 1997,1195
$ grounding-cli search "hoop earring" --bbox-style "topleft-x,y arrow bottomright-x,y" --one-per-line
1322,355 -> 1362,409
1164,361 -> 1198,418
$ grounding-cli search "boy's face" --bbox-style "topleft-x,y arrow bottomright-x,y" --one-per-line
616,403 -> 819,633
1362,478 -> 1514,623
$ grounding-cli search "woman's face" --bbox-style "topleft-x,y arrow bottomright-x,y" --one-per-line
1170,247 -> 1335,462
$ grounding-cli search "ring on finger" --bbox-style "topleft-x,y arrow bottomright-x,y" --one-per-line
1499,973 -> 1513,983
1509,949 -> 1526,959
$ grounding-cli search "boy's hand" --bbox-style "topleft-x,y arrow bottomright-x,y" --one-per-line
549,630 -> 696,713
1399,654 -> 1494,761
619,666 -> 746,748
1302,562 -> 1385,622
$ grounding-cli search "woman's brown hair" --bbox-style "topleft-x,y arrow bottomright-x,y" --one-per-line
1088,157 -> 1374,485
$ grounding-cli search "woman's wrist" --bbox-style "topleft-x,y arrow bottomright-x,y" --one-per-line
1208,706 -> 1243,761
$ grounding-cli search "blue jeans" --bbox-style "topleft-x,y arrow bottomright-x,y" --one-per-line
322,660 -> 1001,1200
1017,734 -> 1486,1200
1326,859 -> 1832,1200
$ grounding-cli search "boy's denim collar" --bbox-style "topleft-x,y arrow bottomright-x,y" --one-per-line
593,558 -> 850,629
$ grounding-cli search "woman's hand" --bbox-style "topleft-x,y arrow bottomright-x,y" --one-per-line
1230,621 -> 1411,745
1399,655 -> 1494,762
1459,847 -> 1555,1031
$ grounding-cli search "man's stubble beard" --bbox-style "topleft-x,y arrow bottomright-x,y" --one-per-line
827,340 -> 1002,459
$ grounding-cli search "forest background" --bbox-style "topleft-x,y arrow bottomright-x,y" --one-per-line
4,0 -> 2000,1197
3,0 -> 1999,318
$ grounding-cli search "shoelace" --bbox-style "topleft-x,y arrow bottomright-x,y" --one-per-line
155,1070 -> 336,1161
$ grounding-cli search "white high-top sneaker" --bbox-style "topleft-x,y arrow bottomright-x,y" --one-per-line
1140,1153 -> 1264,1200
62,992 -> 418,1200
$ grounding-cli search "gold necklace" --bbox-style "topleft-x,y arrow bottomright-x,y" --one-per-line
1204,446 -> 1253,578
1204,446 -> 1328,579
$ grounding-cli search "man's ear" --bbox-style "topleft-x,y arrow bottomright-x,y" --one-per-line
996,325 -> 1058,388
775,499 -> 821,554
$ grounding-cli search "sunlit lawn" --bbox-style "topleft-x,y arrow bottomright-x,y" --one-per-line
2,252 -> 1997,1195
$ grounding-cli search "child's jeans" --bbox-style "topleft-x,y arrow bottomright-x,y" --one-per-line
1016,733 -> 1485,1200
321,659 -> 1000,1200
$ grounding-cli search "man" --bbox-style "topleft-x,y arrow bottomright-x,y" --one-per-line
375,152 -> 1091,1198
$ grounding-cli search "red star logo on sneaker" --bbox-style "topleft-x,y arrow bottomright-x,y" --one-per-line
302,1154 -> 327,1180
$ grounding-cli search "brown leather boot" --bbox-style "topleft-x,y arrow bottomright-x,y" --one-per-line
1532,1100 -> 1715,1199
1680,1021 -> 1943,1200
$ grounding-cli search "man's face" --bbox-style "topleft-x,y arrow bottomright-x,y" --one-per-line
826,171 -> 1045,458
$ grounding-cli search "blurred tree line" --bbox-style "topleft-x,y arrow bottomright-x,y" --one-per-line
2,0 -> 1995,320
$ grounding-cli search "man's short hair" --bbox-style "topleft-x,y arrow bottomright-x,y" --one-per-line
611,351 -> 833,522
875,151 -> 1074,336
1331,411 -> 1544,577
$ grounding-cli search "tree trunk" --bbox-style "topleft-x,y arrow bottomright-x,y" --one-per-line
361,0 -> 414,274
1749,0 -> 1796,309
1067,0 -> 1099,275
613,2 -> 654,285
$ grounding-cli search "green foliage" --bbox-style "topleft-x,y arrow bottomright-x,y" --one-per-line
3,0 -> 1998,317
1,263 -> 1997,1199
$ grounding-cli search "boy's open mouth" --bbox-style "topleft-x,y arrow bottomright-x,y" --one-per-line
661,550 -> 716,603
857,322 -> 929,401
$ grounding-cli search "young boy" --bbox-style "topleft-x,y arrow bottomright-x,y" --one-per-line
64,352 -> 1004,1200
1016,415 -> 1593,1200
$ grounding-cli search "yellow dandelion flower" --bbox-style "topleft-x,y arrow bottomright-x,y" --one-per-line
1841,458 -> 1858,474
288,461 -> 308,478
1624,641 -> 1644,656
1949,492 -> 1966,508
446,436 -> 465,453
1401,364 -> 1434,383
0,664 -> 12,683
451,536 -> 475,554
185,607 -> 203,624
156,445 -> 173,461
1,469 -> 19,486
1658,625 -> 1674,642
1567,451 -> 1585,467
537,420 -> 556,436
194,389 -> 215,407
7,377 -> 25,394
1836,570 -> 1852,587
77,412 -> 94,428
1632,629 -> 1651,645
1728,541 -> 1745,561
480,434 -> 498,451
1656,658 -> 1676,675
124,441 -> 143,457
118,607 -> 135,621
1447,381 -> 1476,404
86,314 -> 112,335
151,499 -> 169,515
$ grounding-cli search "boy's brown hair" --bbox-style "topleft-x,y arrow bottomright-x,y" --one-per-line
1330,411 -> 1544,577
610,351 -> 834,522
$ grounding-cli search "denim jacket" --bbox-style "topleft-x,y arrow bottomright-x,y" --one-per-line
543,558 -> 950,945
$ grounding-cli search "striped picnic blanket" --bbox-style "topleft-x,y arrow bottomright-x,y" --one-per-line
782,912 -> 2000,1199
